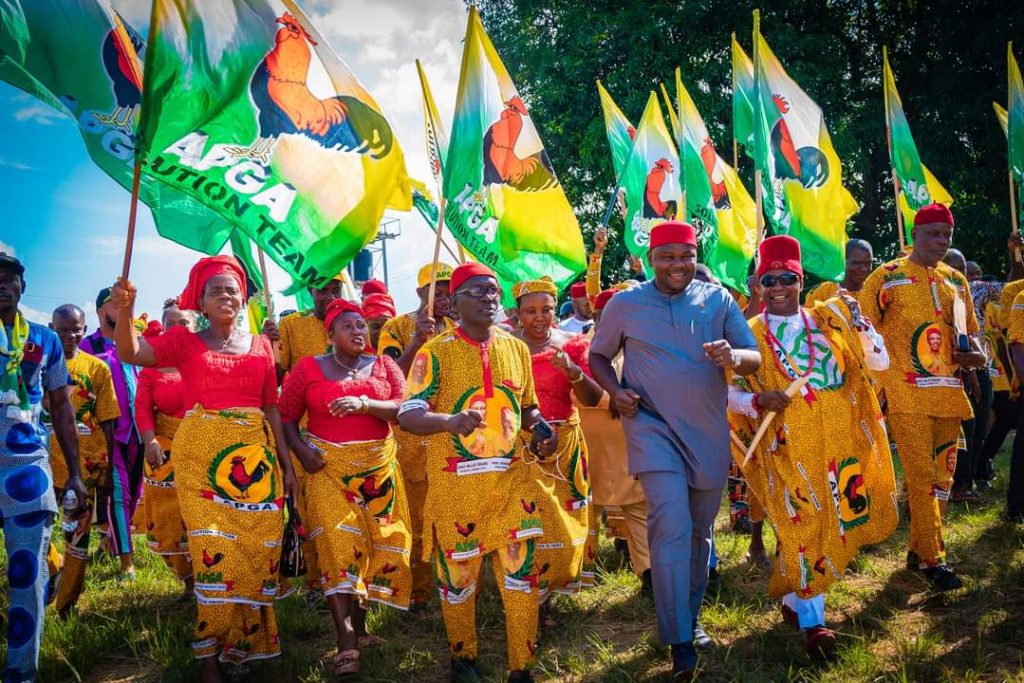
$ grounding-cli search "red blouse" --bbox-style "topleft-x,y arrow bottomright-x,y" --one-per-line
278,355 -> 405,443
135,367 -> 186,433
531,334 -> 592,421
149,326 -> 278,410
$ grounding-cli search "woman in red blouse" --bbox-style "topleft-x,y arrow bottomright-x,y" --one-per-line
279,298 -> 412,677
134,309 -> 193,595
511,278 -> 603,608
112,257 -> 297,683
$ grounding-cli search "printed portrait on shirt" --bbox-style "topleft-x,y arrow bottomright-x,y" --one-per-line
406,351 -> 437,397
453,387 -> 520,460
911,322 -> 953,377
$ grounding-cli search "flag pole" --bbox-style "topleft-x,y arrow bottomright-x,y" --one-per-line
427,197 -> 448,316
256,247 -> 280,362
882,47 -> 907,252
120,159 -> 142,280
733,138 -> 739,170
752,11 -> 764,257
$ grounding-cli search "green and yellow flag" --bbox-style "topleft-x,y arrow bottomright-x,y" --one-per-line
597,80 -> 636,180
751,15 -> 858,281
228,231 -> 268,334
618,92 -> 682,265
672,70 -> 757,293
417,59 -> 449,191
996,102 -> 1009,136
443,7 -> 584,299
0,0 -> 232,254
139,0 -> 411,289
1009,43 -> 1024,187
883,47 -> 953,241
732,34 -> 756,151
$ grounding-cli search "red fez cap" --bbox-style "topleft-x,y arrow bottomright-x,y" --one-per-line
594,288 -> 618,311
914,203 -> 954,227
450,262 -> 497,294
649,221 -> 697,249
570,282 -> 587,298
361,278 -> 388,296
323,298 -> 363,332
756,235 -> 803,278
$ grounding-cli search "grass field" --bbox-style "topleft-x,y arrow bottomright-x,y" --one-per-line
4,447 -> 1024,682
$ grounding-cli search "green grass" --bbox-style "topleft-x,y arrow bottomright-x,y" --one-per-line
2,447 -> 1023,682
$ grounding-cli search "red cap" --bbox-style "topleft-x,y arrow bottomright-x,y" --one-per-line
362,293 -> 396,320
756,235 -> 803,278
649,221 -> 698,249
450,262 -> 497,294
323,298 -> 363,332
361,278 -> 388,296
178,255 -> 247,312
569,282 -> 587,298
594,288 -> 618,311
914,203 -> 954,227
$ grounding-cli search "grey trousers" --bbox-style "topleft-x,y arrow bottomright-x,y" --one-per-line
639,469 -> 722,645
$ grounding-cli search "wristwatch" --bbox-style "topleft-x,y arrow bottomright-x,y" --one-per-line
359,395 -> 370,414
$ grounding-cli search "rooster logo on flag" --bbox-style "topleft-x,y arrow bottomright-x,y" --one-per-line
227,12 -> 395,165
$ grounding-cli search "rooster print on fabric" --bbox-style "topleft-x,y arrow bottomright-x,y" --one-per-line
227,12 -> 395,165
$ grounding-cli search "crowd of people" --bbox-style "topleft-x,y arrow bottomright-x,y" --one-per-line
1,202 -> 1023,682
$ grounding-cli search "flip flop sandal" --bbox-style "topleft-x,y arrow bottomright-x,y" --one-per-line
334,649 -> 360,677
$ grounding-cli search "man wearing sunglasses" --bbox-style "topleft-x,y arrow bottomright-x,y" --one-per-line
589,221 -> 760,680
728,236 -> 896,662
398,262 -> 556,683
861,203 -> 986,591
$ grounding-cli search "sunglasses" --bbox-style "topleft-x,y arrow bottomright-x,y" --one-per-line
456,284 -> 501,299
759,272 -> 800,288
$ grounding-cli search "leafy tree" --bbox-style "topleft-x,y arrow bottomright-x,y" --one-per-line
475,0 -> 1024,285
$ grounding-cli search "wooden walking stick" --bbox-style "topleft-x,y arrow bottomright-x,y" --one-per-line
742,375 -> 809,467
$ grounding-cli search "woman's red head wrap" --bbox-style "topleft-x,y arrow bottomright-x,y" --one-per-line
324,298 -> 363,332
362,293 -> 396,320
177,256 -> 246,312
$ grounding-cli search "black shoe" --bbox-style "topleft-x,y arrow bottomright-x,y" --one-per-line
923,565 -> 963,592
507,670 -> 534,683
691,622 -> 712,651
905,551 -> 921,572
640,568 -> 654,599
451,658 -> 482,683
670,642 -> 698,680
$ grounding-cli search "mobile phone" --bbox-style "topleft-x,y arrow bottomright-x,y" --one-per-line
530,420 -> 554,455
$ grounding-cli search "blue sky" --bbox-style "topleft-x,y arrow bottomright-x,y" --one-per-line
0,0 -> 466,327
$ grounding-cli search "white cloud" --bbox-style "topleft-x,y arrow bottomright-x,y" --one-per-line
0,240 -> 14,255
18,303 -> 50,324
0,157 -> 37,171
13,101 -> 64,127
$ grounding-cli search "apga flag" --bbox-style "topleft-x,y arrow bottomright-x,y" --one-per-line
883,47 -> 953,242
618,92 -> 682,263
1009,43 -> 1024,187
995,102 -> 1009,136
597,80 -> 636,180
443,6 -> 584,299
139,0 -> 412,289
0,0 -> 232,254
732,35 -> 756,151
674,69 -> 757,293
416,59 -> 449,190
752,17 -> 858,281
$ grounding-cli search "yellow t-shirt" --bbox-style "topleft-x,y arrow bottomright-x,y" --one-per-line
860,257 -> 978,418
278,310 -> 331,372
377,311 -> 455,361
49,351 -> 121,489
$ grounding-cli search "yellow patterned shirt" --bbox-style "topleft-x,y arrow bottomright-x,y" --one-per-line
1006,290 -> 1024,347
986,301 -> 1013,392
278,310 -> 331,372
377,311 -> 455,361
997,279 -> 1024,330
803,281 -> 866,310
50,351 -> 120,489
399,327 -> 540,565
860,257 -> 978,418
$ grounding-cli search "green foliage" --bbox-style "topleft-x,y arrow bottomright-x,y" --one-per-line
475,0 -> 1024,281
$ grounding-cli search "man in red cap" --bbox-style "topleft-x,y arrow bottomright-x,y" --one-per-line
399,262 -> 556,683
861,203 -> 986,591
589,221 -> 760,679
559,281 -> 593,334
728,236 -> 896,661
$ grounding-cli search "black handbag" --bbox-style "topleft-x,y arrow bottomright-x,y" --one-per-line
279,495 -> 307,578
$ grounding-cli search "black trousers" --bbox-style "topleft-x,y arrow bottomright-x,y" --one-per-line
1009,392 -> 1024,516
954,371 -> 993,493
978,389 -> 1017,481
